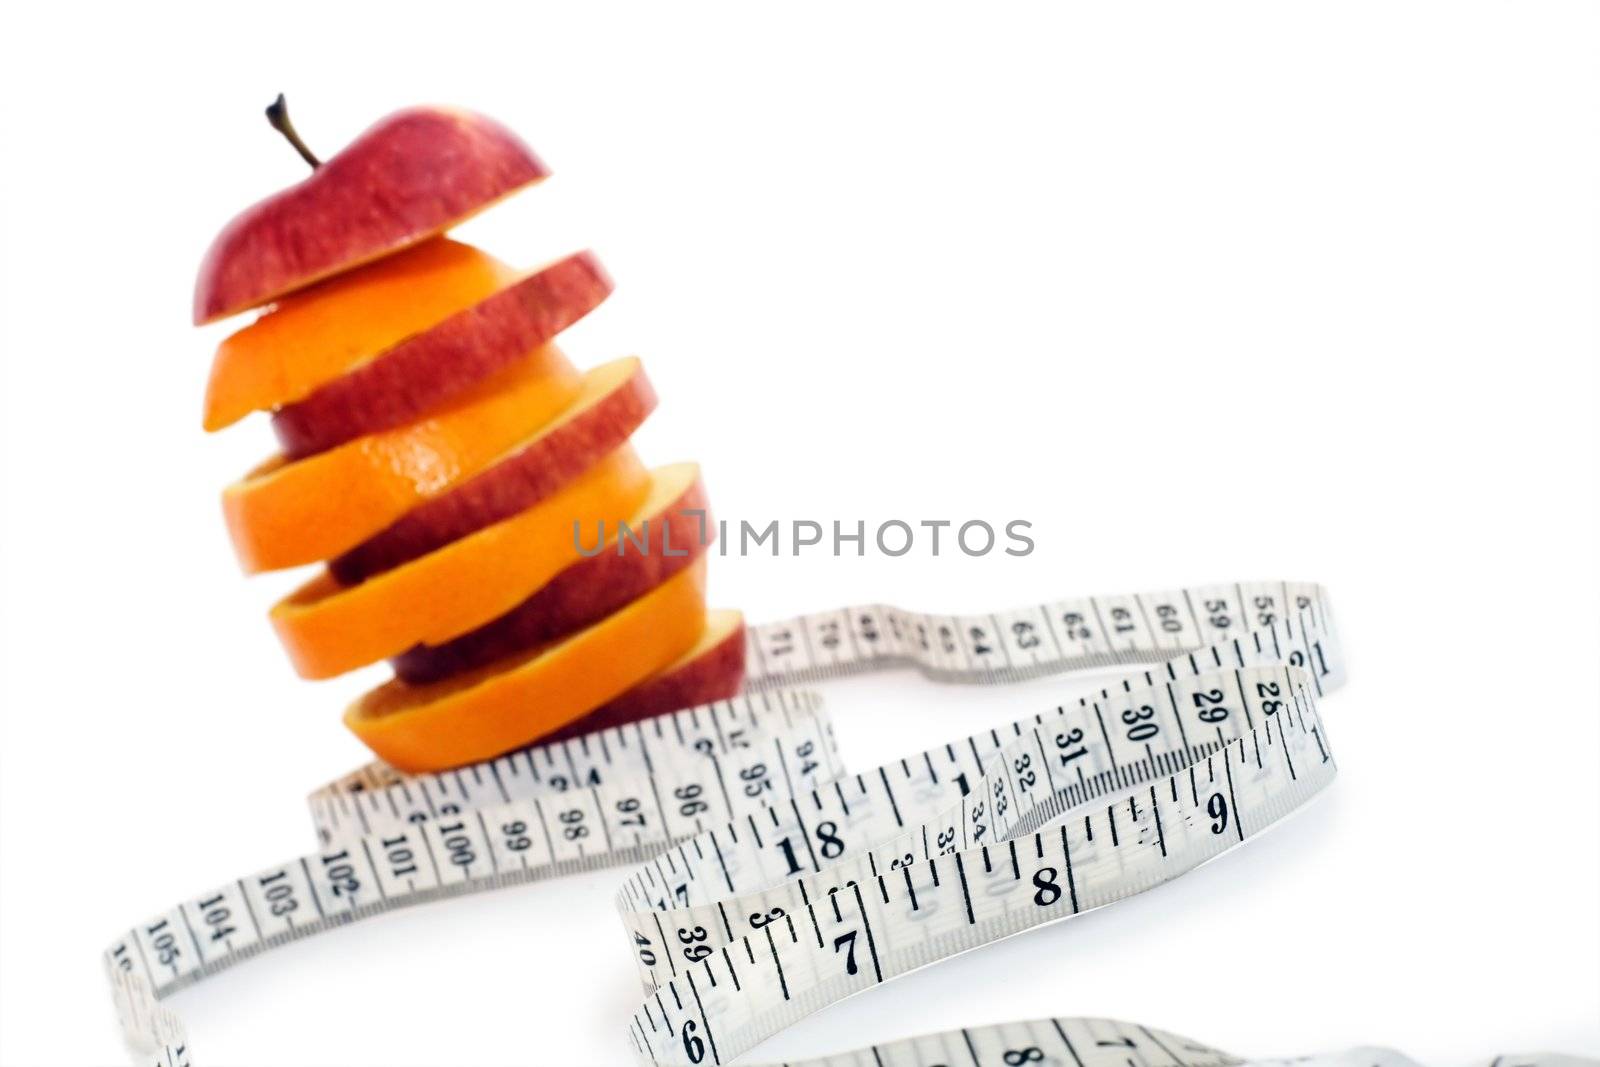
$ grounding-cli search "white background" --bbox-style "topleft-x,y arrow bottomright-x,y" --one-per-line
2,3 -> 1597,1064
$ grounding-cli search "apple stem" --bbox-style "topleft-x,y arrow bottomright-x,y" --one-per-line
265,94 -> 321,169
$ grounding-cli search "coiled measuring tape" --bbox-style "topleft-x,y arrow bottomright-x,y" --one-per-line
105,581 -> 1578,1066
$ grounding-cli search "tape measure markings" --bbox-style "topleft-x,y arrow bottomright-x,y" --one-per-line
104,582 -> 1355,1066
309,689 -> 838,843
107,709 -> 844,1006
734,1016 -> 1594,1067
619,609 -> 1335,927
742,1015 -> 1341,1067
625,679 -> 1332,1065
740,583 -> 1334,690
753,1015 -> 1241,1067
615,662 -> 1324,994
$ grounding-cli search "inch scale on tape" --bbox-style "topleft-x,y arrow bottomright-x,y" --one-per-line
614,657 -> 1325,992
728,1016 -> 1590,1067
619,661 -> 1332,1064
104,582 -> 1342,1065
110,579 -> 1578,1067
772,1016 -> 1240,1067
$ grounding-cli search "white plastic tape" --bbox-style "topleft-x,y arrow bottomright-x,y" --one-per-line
730,1016 -> 1591,1067
99,581 -> 1591,1065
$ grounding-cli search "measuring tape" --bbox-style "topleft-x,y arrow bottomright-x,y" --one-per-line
614,656 -> 1332,1063
98,580 -> 1595,1064
118,578 -> 1588,1067
623,1016 -> 1590,1067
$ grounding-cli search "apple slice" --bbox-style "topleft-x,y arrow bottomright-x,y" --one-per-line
222,346 -> 580,573
346,558 -> 709,772
270,250 -> 612,459
194,104 -> 548,324
392,461 -> 709,683
204,238 -> 518,432
333,356 -> 656,585
270,446 -> 650,679
539,609 -> 746,743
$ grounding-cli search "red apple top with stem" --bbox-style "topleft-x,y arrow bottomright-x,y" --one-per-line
193,96 -> 549,325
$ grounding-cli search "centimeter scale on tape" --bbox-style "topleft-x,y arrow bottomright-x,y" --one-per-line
104,580 -> 1484,1067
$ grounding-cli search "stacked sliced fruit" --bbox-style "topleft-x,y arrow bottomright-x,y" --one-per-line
196,101 -> 745,772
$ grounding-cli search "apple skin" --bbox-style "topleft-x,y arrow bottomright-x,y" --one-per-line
539,610 -> 747,743
194,107 -> 549,325
271,251 -> 612,459
331,356 -> 656,584
392,474 -> 712,685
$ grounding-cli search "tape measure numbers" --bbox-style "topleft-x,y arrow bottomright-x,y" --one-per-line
718,1016 -> 1590,1067
106,582 -> 1355,1066
737,582 -> 1338,689
618,661 -> 1331,1064
306,688 -> 839,847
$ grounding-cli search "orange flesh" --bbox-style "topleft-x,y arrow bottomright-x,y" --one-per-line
222,346 -> 582,572
345,557 -> 709,771
270,447 -> 651,679
204,238 -> 519,430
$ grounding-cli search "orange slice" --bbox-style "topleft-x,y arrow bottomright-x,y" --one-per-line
268,251 -> 611,459
204,238 -> 518,431
270,446 -> 650,679
346,557 -> 709,771
222,345 -> 580,573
